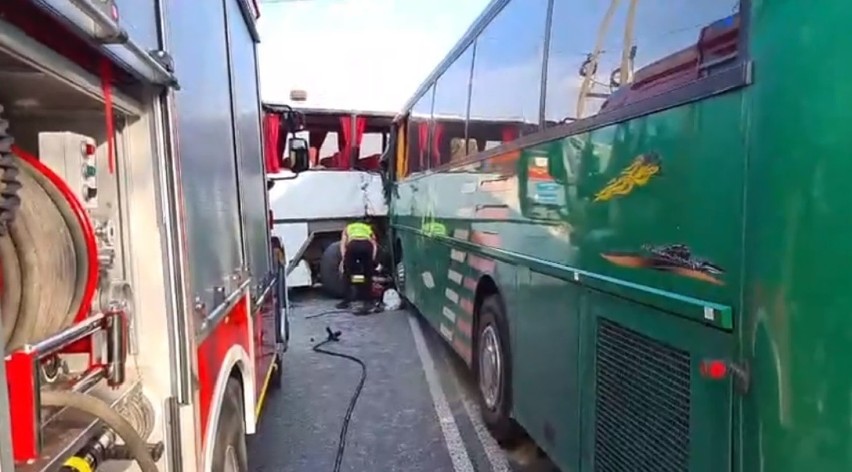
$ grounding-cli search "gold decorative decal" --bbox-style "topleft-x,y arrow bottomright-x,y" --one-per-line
594,152 -> 661,202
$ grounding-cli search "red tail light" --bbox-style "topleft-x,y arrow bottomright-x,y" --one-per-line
699,359 -> 728,380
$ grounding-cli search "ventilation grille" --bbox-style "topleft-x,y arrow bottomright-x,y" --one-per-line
593,318 -> 692,472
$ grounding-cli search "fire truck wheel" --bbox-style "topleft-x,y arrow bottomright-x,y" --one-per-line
211,379 -> 248,472
320,241 -> 346,298
474,294 -> 521,446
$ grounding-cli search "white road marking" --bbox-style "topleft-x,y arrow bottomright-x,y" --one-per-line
408,315 -> 474,472
455,377 -> 512,472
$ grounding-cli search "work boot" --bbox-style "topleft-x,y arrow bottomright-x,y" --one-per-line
335,300 -> 350,309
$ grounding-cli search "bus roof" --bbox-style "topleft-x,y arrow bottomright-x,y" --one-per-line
263,103 -> 395,134
263,103 -> 397,120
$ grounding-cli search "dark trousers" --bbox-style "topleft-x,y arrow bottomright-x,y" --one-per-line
342,239 -> 374,302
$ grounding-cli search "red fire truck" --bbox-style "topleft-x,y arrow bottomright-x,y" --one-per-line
0,0 -> 299,470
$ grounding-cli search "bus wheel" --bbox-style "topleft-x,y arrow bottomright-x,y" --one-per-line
475,295 -> 520,446
319,241 -> 346,298
396,260 -> 406,293
211,379 -> 248,472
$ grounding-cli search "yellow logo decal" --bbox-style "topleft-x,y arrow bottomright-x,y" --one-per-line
594,153 -> 662,203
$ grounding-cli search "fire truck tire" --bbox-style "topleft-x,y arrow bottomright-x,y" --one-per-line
319,241 -> 345,298
474,295 -> 522,446
211,379 -> 248,472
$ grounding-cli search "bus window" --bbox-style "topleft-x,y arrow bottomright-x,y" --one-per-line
432,44 -> 474,167
358,132 -> 385,170
468,0 -> 549,144
544,0 -> 741,125
407,86 -> 434,175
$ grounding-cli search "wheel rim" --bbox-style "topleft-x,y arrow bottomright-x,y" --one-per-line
224,445 -> 240,472
396,261 -> 405,289
478,324 -> 502,410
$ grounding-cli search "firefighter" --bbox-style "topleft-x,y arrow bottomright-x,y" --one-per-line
336,217 -> 378,312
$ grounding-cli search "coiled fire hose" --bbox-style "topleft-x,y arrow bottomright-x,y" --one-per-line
0,105 -> 21,236
0,114 -> 86,351
41,390 -> 158,472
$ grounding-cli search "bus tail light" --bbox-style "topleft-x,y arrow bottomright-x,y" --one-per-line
699,359 -> 728,380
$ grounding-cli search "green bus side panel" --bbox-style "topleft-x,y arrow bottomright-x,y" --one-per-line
580,290 -> 732,472
741,1 -> 852,470
513,268 -> 583,470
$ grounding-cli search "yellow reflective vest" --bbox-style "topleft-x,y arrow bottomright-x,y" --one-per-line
344,222 -> 374,241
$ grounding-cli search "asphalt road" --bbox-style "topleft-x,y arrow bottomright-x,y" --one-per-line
247,290 -> 559,472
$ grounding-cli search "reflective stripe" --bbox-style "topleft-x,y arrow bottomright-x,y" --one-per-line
345,222 -> 373,240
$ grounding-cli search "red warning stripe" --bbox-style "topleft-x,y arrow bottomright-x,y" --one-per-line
467,254 -> 496,274
456,316 -> 472,338
463,277 -> 477,292
459,297 -> 474,316
474,205 -> 511,220
471,230 -> 501,247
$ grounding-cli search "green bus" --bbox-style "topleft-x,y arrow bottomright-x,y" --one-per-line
385,0 -> 852,471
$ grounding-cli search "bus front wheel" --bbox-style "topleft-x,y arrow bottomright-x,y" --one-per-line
475,295 -> 521,446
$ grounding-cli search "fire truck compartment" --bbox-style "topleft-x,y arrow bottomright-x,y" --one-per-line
0,15 -> 169,469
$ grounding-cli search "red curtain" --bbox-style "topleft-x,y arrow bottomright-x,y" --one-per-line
338,115 -> 352,169
431,121 -> 444,167
354,116 -> 366,151
262,112 -> 281,174
418,121 -> 429,170
501,125 -> 519,143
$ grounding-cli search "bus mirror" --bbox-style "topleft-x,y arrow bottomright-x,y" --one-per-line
289,137 -> 309,173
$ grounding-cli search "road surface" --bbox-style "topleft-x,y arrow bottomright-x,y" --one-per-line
248,290 -> 559,472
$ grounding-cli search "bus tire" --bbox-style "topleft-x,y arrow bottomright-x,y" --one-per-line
319,241 -> 346,298
475,295 -> 521,446
211,379 -> 248,472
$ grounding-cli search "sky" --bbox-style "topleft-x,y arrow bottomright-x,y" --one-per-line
256,0 -> 490,114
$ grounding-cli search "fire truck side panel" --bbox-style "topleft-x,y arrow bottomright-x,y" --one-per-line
165,0 -> 245,321
224,0 -> 272,285
164,0 -> 264,468
198,295 -> 256,468
113,0 -> 159,51
222,0 -> 275,435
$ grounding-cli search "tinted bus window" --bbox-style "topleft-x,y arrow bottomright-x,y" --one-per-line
468,0 -> 549,142
406,86 -> 434,175
544,0 -> 741,124
432,45 -> 474,167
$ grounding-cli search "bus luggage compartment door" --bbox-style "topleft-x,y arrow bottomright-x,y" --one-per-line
580,290 -> 732,472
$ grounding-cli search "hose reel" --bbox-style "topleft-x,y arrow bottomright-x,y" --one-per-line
0,145 -> 96,352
